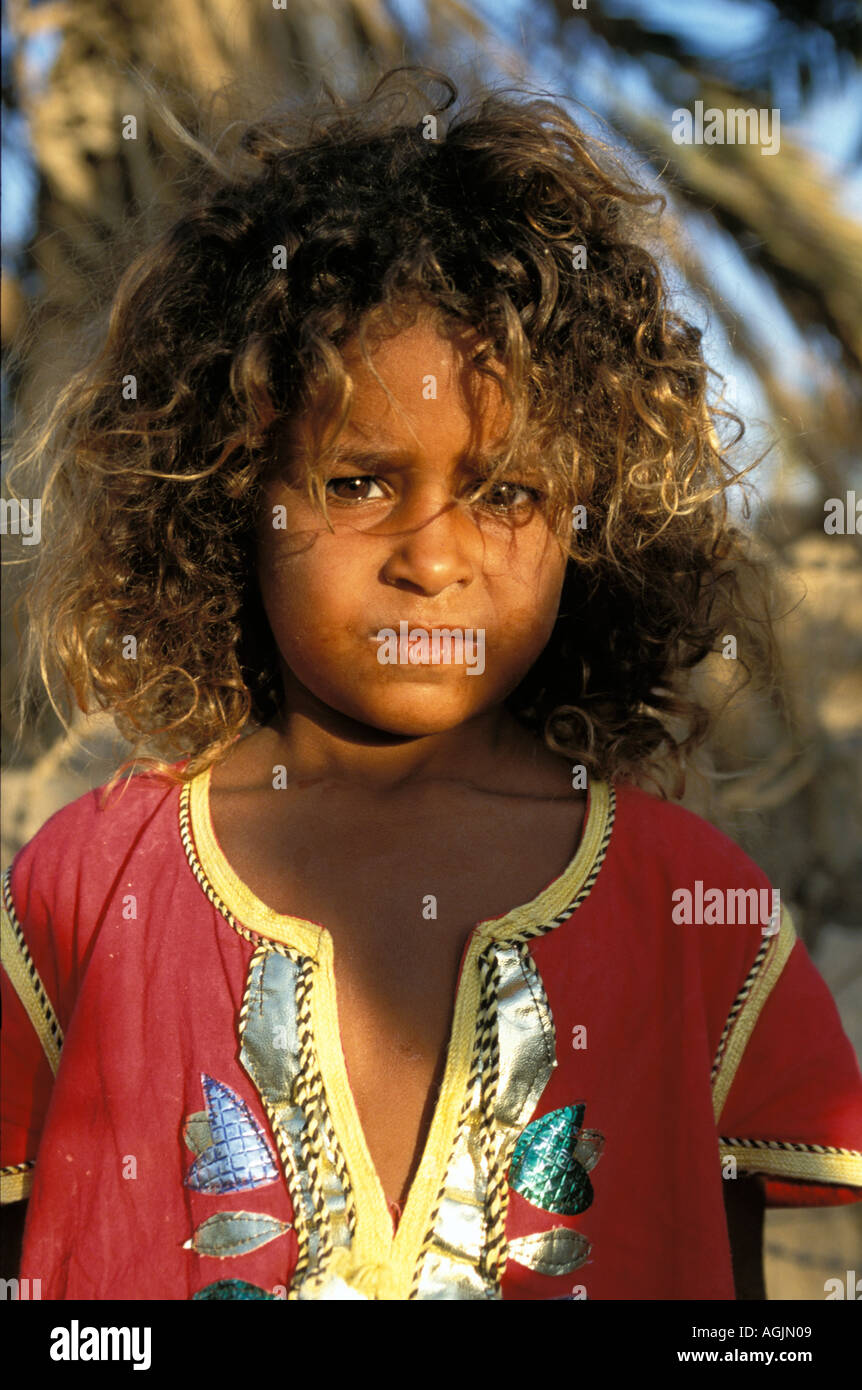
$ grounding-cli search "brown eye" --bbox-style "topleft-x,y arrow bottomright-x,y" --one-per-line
324,475 -> 385,502
475,481 -> 543,512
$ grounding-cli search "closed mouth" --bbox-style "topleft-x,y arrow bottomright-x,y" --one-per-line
369,624 -> 476,637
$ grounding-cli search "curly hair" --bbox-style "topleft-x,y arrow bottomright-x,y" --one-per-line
8,65 -> 776,793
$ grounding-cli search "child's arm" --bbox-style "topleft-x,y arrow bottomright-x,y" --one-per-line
1,829 -> 76,1267
710,898 -> 862,1304
723,1177 -> 766,1300
0,1199 -> 27,1282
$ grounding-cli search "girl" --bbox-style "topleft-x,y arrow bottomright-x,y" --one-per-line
2,68 -> 861,1301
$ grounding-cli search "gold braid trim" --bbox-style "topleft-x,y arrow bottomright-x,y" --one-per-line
712,904 -> 796,1125
181,782 -> 357,1289
318,1084 -> 358,1240
293,958 -> 336,1281
235,941 -> 315,1289
407,996 -> 484,1300
183,772 -> 615,1299
0,871 -> 64,1204
719,1138 -> 862,1187
1,869 -> 63,1076
408,782 -> 616,1298
179,786 -> 284,952
478,947 -> 505,1286
711,907 -> 861,1191
1,1160 -> 35,1204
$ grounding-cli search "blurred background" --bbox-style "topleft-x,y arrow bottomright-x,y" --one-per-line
1,0 -> 860,1296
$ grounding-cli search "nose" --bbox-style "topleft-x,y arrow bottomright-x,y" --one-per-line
379,490 -> 476,597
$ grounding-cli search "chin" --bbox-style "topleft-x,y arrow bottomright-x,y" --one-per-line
345,691 -> 490,739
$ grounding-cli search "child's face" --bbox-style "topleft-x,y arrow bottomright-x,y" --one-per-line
256,315 -> 567,738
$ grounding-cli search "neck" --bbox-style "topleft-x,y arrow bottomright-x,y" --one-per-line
261,673 -> 539,795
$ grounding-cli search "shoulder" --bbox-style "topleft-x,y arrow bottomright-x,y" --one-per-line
609,780 -> 770,891
6,767 -> 183,924
603,780 -> 782,1030
2,767 -> 185,1030
588,782 -> 794,1085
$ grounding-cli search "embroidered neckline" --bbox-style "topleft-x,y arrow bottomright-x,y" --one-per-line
183,766 -> 612,952
178,771 -> 615,1297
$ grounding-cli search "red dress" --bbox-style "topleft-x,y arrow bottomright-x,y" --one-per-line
2,768 -> 861,1299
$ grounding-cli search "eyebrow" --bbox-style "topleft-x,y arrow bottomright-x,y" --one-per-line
326,446 -> 413,469
325,445 -> 514,471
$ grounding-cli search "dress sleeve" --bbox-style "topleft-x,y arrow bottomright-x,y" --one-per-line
1,864 -> 65,1204
712,903 -> 862,1207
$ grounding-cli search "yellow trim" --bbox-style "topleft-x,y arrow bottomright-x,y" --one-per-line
0,899 -> 62,1077
718,1144 -> 862,1188
188,766 -> 612,1298
712,903 -> 796,1126
0,1166 -> 34,1204
188,771 -> 324,957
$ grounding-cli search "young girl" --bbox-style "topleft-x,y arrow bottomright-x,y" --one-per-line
2,68 -> 861,1302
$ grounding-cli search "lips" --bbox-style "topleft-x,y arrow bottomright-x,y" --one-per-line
368,620 -> 487,675
368,624 -> 474,636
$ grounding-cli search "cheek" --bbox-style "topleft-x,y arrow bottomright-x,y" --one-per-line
498,536 -> 566,639
256,526 -> 360,657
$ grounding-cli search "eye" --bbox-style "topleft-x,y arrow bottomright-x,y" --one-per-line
470,480 -> 544,513
324,475 -> 386,503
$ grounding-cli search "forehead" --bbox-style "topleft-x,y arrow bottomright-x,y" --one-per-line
288,315 -> 511,462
